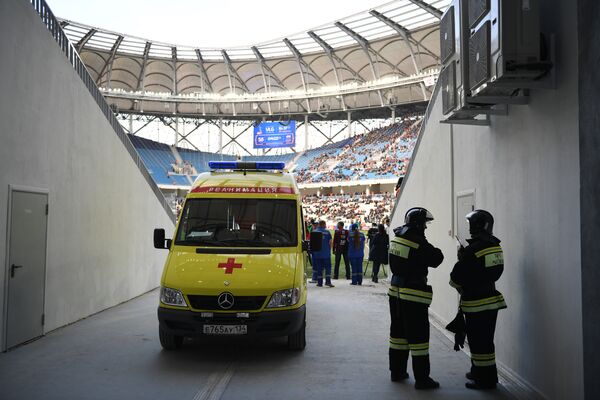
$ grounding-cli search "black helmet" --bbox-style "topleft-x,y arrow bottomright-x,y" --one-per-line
466,209 -> 494,235
404,207 -> 434,229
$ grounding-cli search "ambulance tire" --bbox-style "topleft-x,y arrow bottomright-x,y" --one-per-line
287,315 -> 306,351
159,328 -> 183,350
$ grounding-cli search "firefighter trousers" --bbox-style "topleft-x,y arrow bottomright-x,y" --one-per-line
465,309 -> 498,385
389,295 -> 431,380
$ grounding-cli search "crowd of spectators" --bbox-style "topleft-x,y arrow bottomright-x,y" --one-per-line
302,192 -> 394,229
294,116 -> 422,184
172,160 -> 196,175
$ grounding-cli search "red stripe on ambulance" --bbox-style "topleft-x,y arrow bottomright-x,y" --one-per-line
191,186 -> 294,194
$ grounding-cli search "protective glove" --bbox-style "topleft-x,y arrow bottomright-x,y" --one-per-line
445,310 -> 466,352
454,331 -> 466,351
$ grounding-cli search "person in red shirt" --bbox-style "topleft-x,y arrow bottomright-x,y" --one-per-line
333,221 -> 350,280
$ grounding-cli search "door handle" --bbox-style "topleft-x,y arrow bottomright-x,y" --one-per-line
10,264 -> 23,278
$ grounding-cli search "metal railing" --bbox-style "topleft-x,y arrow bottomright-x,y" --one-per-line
29,0 -> 175,223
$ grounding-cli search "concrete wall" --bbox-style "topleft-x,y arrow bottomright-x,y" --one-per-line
391,1 -> 582,398
578,1 -> 600,399
0,0 -> 174,350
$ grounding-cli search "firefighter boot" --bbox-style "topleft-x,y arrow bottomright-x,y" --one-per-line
390,371 -> 409,382
415,377 -> 440,390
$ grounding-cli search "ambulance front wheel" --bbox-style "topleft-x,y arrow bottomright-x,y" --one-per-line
287,317 -> 306,351
159,327 -> 183,350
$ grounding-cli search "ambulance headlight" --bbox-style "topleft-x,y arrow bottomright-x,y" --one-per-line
160,287 -> 188,307
267,288 -> 300,308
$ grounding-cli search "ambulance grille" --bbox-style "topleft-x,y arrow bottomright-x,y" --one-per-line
187,295 -> 267,311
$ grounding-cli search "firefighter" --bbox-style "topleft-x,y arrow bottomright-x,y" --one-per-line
388,207 -> 443,390
450,210 -> 506,390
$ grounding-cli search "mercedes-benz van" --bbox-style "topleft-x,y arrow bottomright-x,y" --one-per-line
153,161 -> 321,351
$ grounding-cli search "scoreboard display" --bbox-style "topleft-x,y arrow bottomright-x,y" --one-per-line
253,121 -> 296,149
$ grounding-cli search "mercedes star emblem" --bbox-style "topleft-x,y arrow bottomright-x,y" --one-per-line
217,292 -> 235,310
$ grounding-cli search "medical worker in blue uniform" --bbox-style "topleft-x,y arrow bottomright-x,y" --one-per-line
348,223 -> 366,285
314,220 -> 334,287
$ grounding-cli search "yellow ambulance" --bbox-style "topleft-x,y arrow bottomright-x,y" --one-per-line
153,161 -> 321,351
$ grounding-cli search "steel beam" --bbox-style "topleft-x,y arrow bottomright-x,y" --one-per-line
158,117 -> 201,151
221,50 -> 250,92
221,123 -> 254,155
172,47 -> 178,114
283,38 -> 319,112
132,115 -> 157,135
307,31 -> 365,84
75,28 -> 96,53
251,47 -> 309,113
195,49 -> 220,115
251,46 -> 273,115
194,49 -> 213,93
251,46 -> 270,91
103,36 -> 124,88
283,38 -> 326,87
304,32 -> 348,110
406,0 -> 443,18
334,22 -> 384,105
309,121 -> 337,145
369,10 -> 427,99
135,42 -> 151,91
335,21 -> 406,79
171,47 -> 178,95
251,48 -> 297,94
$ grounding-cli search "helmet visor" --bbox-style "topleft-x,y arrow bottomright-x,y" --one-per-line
425,210 -> 434,221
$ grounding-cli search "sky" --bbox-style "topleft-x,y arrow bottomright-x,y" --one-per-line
48,0 -> 393,48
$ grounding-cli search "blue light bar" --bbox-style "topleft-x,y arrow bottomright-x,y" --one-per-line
208,161 -> 238,169
208,161 -> 285,170
255,162 -> 285,170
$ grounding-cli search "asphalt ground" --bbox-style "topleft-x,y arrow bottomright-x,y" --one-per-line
0,281 -> 514,400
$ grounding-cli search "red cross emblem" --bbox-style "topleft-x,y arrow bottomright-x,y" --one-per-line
218,258 -> 242,274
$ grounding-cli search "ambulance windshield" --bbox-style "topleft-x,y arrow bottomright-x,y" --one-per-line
175,198 -> 298,247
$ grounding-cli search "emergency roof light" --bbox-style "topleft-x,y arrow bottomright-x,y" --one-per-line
208,161 -> 286,171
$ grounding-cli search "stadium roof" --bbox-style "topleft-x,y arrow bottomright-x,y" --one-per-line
59,0 -> 449,119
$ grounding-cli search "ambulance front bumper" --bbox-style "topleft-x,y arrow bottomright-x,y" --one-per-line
157,305 -> 305,338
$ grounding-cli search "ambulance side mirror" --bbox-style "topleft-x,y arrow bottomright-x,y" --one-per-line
309,231 -> 323,252
154,228 -> 171,249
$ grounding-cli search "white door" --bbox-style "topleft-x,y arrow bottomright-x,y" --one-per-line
6,190 -> 48,349
456,192 -> 475,244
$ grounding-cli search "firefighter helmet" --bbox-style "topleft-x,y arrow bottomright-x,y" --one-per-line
404,207 -> 434,229
466,209 -> 494,235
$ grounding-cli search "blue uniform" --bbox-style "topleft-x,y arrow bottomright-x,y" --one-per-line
348,229 -> 365,285
313,227 -> 332,286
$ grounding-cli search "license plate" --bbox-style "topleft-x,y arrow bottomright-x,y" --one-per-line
203,324 -> 247,335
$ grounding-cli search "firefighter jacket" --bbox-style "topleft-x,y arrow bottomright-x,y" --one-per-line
388,226 -> 444,306
450,235 -> 507,313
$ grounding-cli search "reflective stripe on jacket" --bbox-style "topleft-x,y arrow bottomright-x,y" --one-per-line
388,285 -> 433,306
